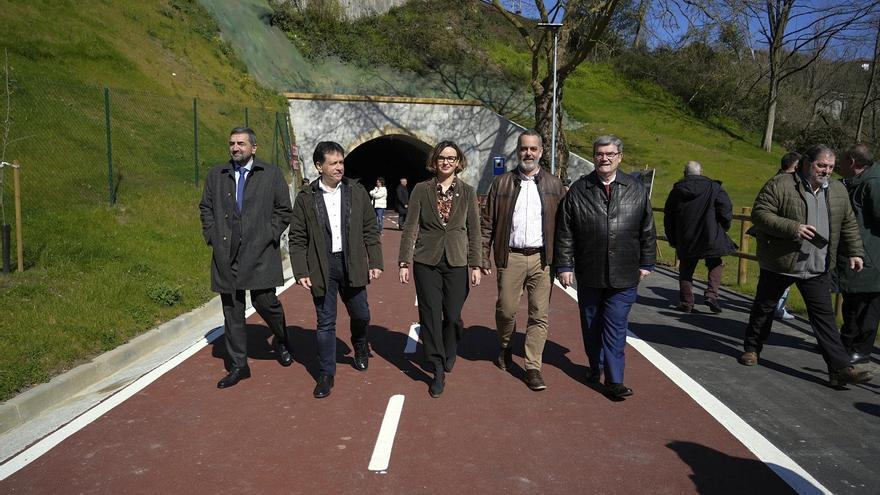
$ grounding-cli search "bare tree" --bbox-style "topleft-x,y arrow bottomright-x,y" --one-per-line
733,0 -> 880,151
489,0 -> 622,178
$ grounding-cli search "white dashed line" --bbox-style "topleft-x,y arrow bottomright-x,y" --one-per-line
368,394 -> 405,472
404,324 -> 420,354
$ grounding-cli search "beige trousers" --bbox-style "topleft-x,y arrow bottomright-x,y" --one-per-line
495,252 -> 552,370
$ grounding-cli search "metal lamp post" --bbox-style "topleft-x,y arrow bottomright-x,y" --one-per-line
537,22 -> 562,176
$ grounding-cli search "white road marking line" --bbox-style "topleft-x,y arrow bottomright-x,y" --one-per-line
404,324 -> 420,354
552,278 -> 831,495
368,394 -> 405,472
0,279 -> 297,481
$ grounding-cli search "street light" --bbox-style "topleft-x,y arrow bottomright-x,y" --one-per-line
537,22 -> 562,176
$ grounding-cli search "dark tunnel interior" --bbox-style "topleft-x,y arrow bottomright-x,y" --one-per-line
344,135 -> 433,210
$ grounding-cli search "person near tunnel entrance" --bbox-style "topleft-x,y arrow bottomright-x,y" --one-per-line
370,177 -> 387,235
398,140 -> 483,398
480,129 -> 565,391
289,141 -> 384,399
396,177 -> 410,230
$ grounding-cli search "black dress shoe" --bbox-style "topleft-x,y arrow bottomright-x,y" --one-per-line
495,347 -> 513,371
429,371 -> 445,398
313,374 -> 334,398
850,352 -> 871,365
217,366 -> 251,389
276,340 -> 294,367
604,383 -> 634,400
353,343 -> 370,371
444,354 -> 456,372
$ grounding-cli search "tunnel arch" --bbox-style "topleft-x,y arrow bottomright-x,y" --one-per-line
344,134 -> 433,211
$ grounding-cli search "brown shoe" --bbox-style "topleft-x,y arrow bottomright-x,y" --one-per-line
829,366 -> 873,387
739,351 -> 758,366
495,347 -> 513,371
524,369 -> 547,391
674,304 -> 692,313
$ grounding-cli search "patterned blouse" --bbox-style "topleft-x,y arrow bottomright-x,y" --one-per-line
436,180 -> 456,226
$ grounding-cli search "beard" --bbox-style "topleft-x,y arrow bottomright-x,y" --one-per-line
519,158 -> 538,173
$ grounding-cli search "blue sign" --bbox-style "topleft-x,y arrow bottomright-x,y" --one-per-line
493,156 -> 506,176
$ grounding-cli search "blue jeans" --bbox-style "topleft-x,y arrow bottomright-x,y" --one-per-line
577,286 -> 638,385
374,208 -> 385,234
313,252 -> 370,375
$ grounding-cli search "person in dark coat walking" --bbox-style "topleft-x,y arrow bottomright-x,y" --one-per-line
836,143 -> 880,365
555,135 -> 657,400
199,127 -> 294,389
664,161 -> 737,313
395,177 -> 410,230
289,141 -> 384,398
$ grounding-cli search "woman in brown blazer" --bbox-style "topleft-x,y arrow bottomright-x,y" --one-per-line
398,140 -> 482,397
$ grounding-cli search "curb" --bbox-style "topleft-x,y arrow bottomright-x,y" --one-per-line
0,295 -> 223,436
0,260 -> 295,437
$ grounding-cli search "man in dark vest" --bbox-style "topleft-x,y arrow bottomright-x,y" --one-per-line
664,161 -> 737,313
199,127 -> 293,389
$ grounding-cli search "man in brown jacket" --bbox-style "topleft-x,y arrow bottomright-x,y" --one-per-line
481,130 -> 566,391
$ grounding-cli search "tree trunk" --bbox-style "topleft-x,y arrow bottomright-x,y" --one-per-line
632,0 -> 650,50
857,19 -> 880,143
534,80 -> 568,178
762,75 -> 779,152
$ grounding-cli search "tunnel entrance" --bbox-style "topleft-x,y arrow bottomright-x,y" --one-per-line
345,135 -> 432,211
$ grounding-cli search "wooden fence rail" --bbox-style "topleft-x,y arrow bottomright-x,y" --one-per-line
653,206 -> 757,285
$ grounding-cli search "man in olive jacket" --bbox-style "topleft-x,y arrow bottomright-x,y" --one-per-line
555,135 -> 657,400
741,144 -> 871,386
289,141 -> 383,398
664,161 -> 737,313
199,127 -> 293,389
481,130 -> 565,391
837,144 -> 880,365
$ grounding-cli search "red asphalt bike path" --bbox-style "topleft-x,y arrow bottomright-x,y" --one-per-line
1,228 -> 796,494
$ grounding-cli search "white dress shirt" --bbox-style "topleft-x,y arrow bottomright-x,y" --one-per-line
234,158 -> 253,204
510,173 -> 544,249
319,180 -> 344,253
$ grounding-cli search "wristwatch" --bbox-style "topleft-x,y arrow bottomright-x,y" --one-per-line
399,262 -> 409,268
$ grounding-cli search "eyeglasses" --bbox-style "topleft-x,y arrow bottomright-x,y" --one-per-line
437,155 -> 460,163
594,152 -> 621,159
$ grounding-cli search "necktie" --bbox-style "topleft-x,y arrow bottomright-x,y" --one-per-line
236,167 -> 247,213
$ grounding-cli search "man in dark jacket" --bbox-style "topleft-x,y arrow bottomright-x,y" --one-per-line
664,161 -> 737,313
837,143 -> 880,365
395,177 -> 409,230
740,144 -> 871,386
289,141 -> 384,398
199,127 -> 293,389
555,135 -> 657,400
481,129 -> 565,391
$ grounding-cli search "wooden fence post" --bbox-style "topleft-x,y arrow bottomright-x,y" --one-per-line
738,206 -> 752,285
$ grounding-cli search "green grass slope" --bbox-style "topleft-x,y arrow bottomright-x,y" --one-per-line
0,0 -> 286,401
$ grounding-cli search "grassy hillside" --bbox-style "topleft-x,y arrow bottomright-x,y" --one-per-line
0,0 -> 286,400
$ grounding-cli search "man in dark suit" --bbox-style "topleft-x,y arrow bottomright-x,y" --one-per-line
396,177 -> 410,230
199,127 -> 293,389
289,141 -> 384,398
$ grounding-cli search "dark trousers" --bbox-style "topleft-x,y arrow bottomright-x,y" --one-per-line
576,285 -> 638,385
313,252 -> 370,376
413,258 -> 469,373
221,258 -> 287,369
743,269 -> 850,370
678,257 -> 723,309
841,292 -> 880,356
398,211 -> 407,230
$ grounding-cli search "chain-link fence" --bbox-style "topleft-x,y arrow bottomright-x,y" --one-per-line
0,77 -> 294,271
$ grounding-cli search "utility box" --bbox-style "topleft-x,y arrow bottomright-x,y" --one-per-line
493,156 -> 506,176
